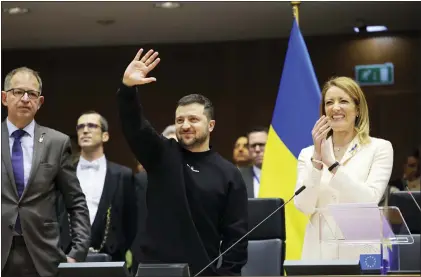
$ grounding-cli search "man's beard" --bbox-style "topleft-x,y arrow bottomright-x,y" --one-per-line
177,131 -> 209,149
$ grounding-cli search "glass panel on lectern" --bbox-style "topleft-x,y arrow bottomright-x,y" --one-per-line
313,203 -> 414,274
315,203 -> 382,260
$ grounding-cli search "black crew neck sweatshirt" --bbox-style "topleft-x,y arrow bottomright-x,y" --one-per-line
117,84 -> 248,276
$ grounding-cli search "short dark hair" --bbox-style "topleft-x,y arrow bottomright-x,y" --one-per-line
247,126 -> 269,139
177,94 -> 214,120
79,110 -> 109,132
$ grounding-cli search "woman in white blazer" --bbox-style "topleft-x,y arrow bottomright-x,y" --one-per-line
294,76 -> 394,260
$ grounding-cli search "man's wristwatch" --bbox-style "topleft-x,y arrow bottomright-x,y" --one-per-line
328,161 -> 340,172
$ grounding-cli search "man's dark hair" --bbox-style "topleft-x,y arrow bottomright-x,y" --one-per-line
79,110 -> 109,132
247,126 -> 269,139
177,94 -> 214,120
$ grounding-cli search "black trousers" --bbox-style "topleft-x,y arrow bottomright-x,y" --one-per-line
2,236 -> 40,277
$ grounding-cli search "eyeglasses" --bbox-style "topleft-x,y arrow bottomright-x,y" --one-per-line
76,123 -> 101,132
7,88 -> 40,100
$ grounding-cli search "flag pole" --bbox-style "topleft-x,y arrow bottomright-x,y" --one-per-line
291,1 -> 301,26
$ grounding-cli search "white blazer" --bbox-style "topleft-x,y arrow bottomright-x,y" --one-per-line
294,135 -> 394,260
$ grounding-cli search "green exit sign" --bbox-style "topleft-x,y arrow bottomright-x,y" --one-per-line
355,63 -> 394,86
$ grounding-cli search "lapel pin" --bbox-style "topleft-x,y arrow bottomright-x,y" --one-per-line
349,143 -> 358,154
39,134 -> 44,143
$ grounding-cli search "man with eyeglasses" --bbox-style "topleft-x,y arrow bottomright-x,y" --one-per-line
63,111 -> 138,266
239,127 -> 269,198
1,67 -> 91,277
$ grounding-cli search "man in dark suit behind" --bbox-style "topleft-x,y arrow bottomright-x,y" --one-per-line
238,127 -> 268,198
131,168 -> 148,275
61,111 -> 138,264
1,67 -> 91,277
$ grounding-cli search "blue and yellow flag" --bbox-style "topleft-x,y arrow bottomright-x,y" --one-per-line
259,19 -> 321,260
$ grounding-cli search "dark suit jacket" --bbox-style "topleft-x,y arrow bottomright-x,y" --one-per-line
131,171 -> 148,266
60,160 -> 138,262
1,121 -> 91,277
238,166 -> 255,198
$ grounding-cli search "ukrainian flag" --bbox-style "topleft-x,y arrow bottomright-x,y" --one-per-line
259,19 -> 321,260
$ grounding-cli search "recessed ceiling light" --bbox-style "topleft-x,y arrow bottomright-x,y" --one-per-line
354,25 -> 388,33
366,26 -> 388,32
3,7 -> 29,15
154,2 -> 181,9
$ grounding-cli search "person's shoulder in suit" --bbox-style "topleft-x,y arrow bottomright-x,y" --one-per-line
238,165 -> 254,181
366,136 -> 393,148
363,136 -> 394,164
39,125 -> 76,158
107,161 -> 138,198
107,161 -> 133,176
39,125 -> 71,142
135,170 -> 148,183
297,144 -> 315,162
238,165 -> 252,174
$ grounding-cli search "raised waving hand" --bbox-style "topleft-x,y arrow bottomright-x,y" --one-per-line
123,49 -> 161,87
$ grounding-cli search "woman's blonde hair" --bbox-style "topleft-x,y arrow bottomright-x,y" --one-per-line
321,76 -> 370,145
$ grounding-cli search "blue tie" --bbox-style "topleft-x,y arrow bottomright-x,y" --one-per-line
11,129 -> 26,234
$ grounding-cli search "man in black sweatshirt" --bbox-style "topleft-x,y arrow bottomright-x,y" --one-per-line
117,49 -> 248,276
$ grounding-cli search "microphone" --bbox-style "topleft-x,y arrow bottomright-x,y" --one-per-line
404,183 -> 421,212
194,185 -> 307,277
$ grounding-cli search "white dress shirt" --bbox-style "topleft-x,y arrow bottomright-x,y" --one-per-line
7,118 -> 35,187
77,155 -> 107,224
253,166 -> 261,198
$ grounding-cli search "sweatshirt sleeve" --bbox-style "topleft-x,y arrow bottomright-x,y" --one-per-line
294,146 -> 323,215
219,169 -> 248,275
117,84 -> 165,171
